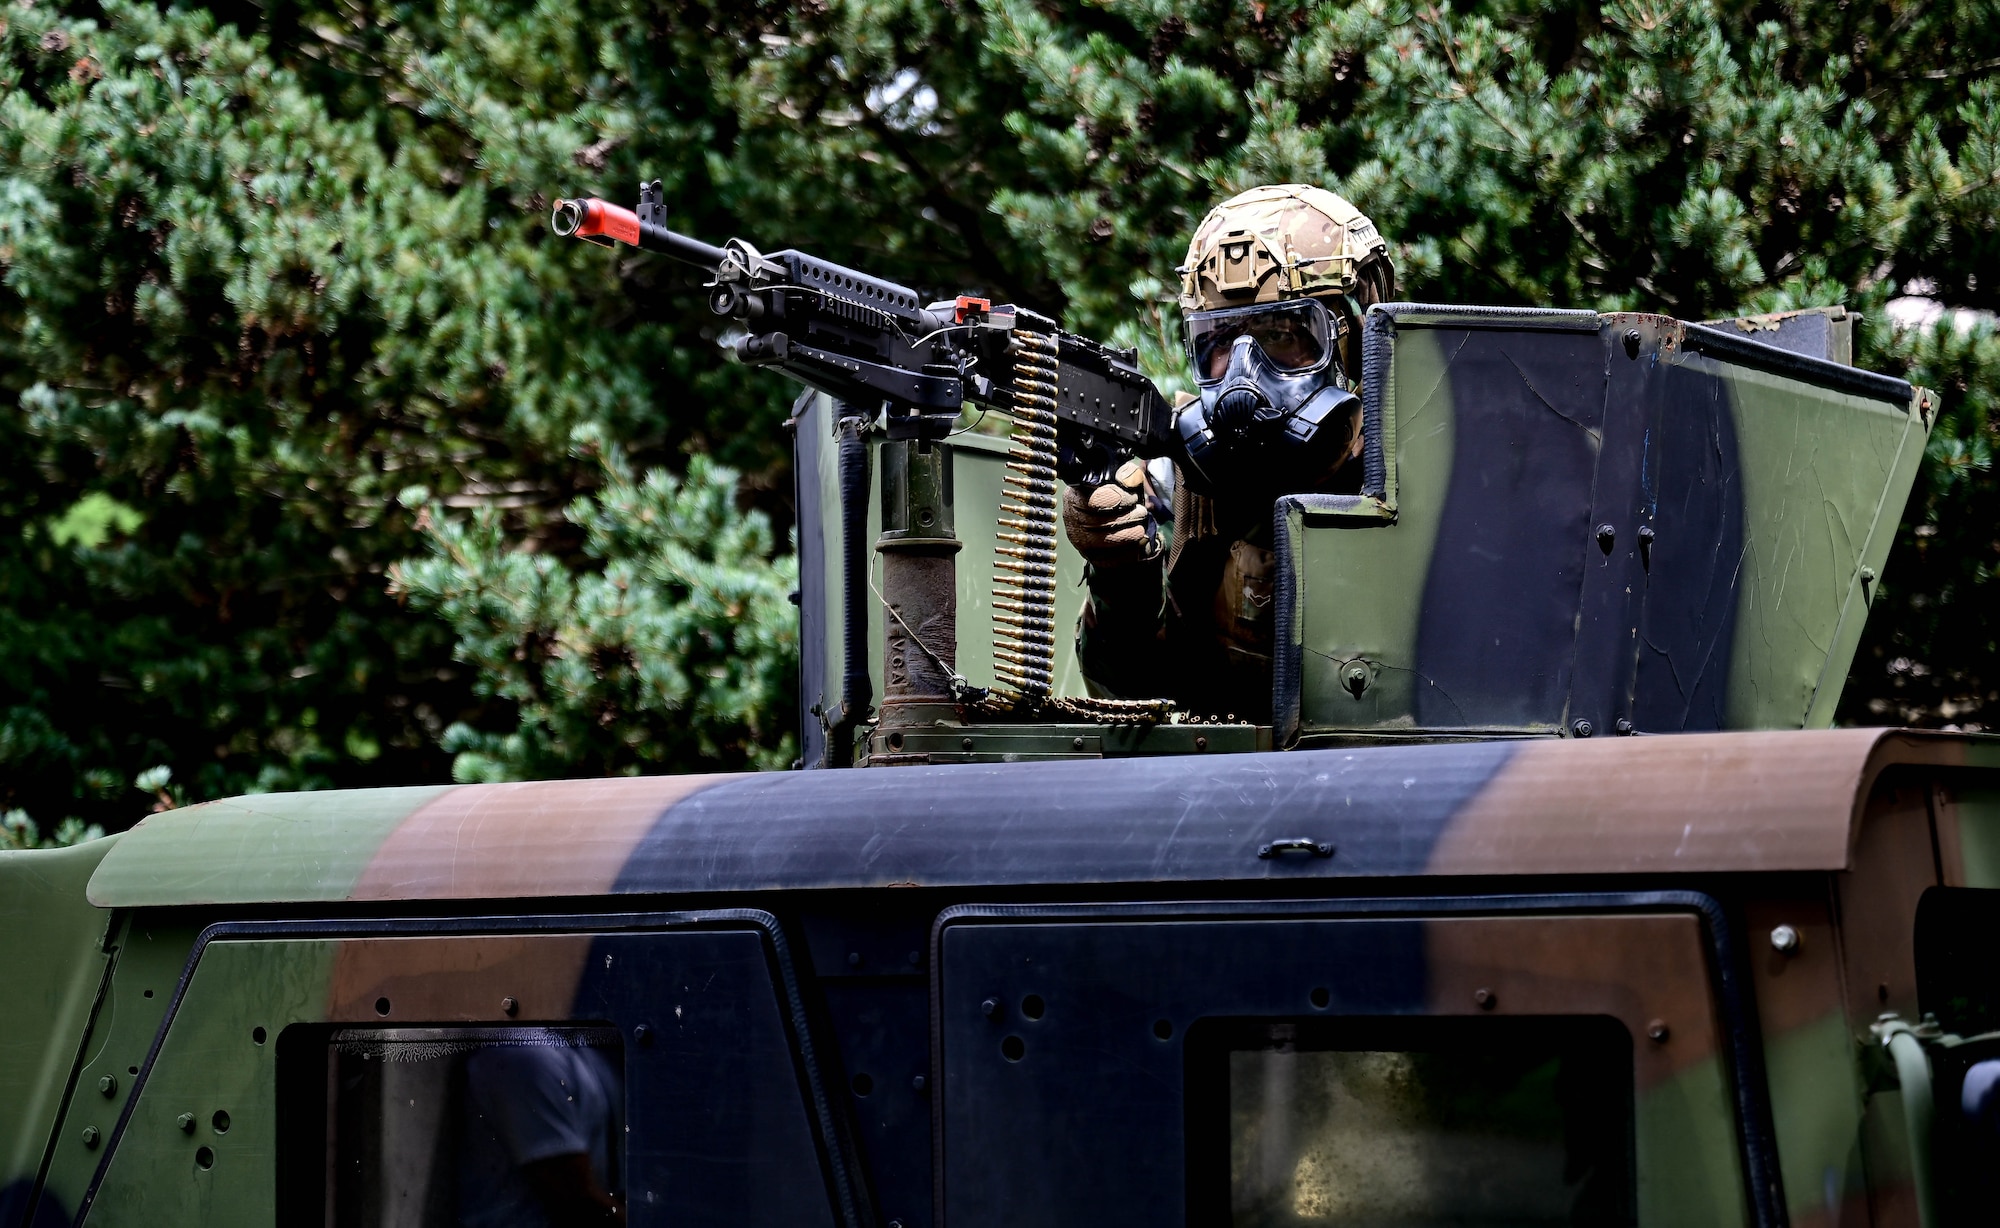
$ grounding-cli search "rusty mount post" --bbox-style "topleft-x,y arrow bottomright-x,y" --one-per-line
870,437 -> 962,763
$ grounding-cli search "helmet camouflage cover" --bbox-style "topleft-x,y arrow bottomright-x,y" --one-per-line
1178,184 -> 1391,311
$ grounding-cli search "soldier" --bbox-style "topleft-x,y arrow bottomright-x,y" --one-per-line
1062,184 -> 1396,720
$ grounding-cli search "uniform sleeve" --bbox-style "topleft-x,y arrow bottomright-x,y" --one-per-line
1076,556 -> 1168,700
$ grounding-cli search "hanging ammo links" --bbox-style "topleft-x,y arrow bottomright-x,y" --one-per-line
976,326 -> 1179,726
991,327 -> 1063,705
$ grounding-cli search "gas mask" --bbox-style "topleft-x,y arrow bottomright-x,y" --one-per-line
1173,297 -> 1362,498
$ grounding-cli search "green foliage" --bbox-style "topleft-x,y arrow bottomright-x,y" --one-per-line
2,0 -> 1996,833
0,808 -> 103,850
389,451 -> 797,780
0,0 -> 793,828
1859,310 -> 1999,725
43,492 -> 144,548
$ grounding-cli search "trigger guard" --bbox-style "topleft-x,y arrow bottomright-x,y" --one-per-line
1056,431 -> 1121,488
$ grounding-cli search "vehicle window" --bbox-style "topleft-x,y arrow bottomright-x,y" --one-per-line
318,1026 -> 624,1228
1193,1016 -> 1635,1228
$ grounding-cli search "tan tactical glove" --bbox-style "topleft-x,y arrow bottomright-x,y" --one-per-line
1062,458 -> 1161,568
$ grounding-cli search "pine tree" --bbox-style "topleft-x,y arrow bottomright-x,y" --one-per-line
3,0 -> 1996,829
0,0 -> 804,819
389,450 -> 798,778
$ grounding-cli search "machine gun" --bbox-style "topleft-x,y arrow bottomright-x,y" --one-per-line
551,180 -> 1179,751
550,182 -> 1172,474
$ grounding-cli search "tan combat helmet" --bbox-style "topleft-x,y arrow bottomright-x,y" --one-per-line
1178,184 -> 1393,311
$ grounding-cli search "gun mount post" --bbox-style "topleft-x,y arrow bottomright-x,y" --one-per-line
870,435 -> 963,763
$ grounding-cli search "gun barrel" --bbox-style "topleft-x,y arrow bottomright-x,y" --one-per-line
551,197 -> 636,245
550,197 -> 730,270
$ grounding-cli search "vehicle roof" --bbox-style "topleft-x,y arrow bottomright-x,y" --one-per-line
86,729 -> 1999,910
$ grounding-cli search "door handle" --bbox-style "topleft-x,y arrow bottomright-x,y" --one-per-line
1257,838 -> 1334,859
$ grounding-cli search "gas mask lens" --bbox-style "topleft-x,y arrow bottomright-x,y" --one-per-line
1186,299 -> 1337,385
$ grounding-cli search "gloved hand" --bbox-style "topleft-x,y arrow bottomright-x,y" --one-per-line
1062,458 -> 1161,568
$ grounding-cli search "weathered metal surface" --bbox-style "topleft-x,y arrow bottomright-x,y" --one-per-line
1743,888 -> 1873,1225
795,408 -> 1094,766
347,773 -> 724,902
0,838 -> 119,1223
874,439 -> 961,713
1278,305 -> 1933,744
85,729 -> 2000,909
65,919 -> 844,1228
866,719 -> 1265,764
939,910 -> 1744,1228
29,914 -> 196,1228
875,439 -> 962,735
3,267 -> 1973,1225
1703,306 -> 1857,366
13,730 -> 1996,1228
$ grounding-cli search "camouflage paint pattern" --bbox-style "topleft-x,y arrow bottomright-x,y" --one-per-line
4,727 -> 1998,1226
71,929 -> 324,1227
0,232 -> 1963,1222
937,909 -> 1748,1227
69,924 -> 839,1227
1277,304 -> 1932,744
1176,184 -> 1390,309
74,730 -> 1994,908
0,838 -> 118,1226
803,302 -> 1925,760
28,913 -> 196,1228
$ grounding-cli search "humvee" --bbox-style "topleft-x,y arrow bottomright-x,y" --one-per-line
5,302 -> 1997,1228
